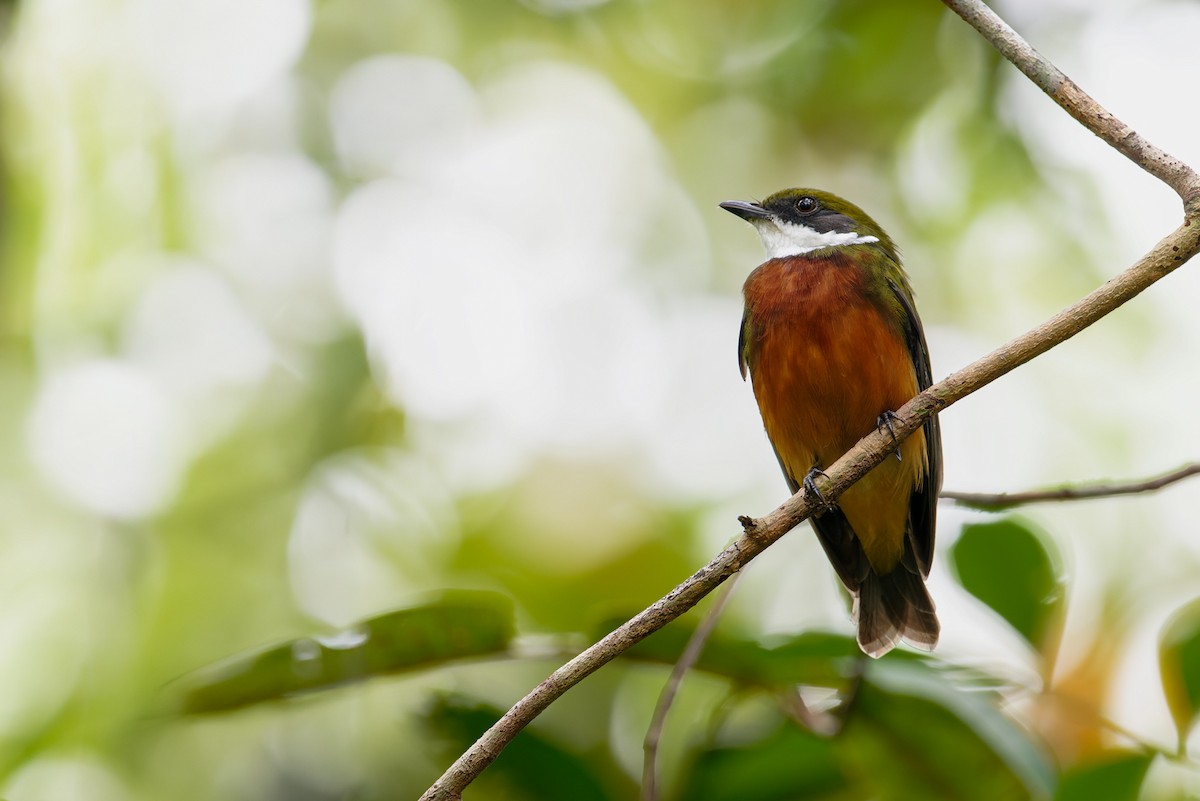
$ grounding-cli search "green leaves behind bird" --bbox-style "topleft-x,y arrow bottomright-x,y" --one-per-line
603,611 -> 1051,801
423,693 -> 636,801
680,660 -> 1055,801
1053,751 -> 1153,801
951,517 -> 1065,653
1159,598 -> 1200,753
177,591 -> 514,714
679,720 -> 846,801
840,661 -> 1057,801
598,614 -> 867,689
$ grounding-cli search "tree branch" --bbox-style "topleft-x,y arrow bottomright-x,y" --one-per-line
420,2 -> 1200,797
943,462 -> 1200,510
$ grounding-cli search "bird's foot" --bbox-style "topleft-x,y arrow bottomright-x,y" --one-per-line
803,468 -> 834,510
876,410 -> 903,462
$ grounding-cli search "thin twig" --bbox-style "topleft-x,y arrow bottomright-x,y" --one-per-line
642,573 -> 741,801
943,462 -> 1200,510
419,2 -> 1200,796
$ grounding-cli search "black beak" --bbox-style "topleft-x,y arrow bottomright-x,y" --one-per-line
719,200 -> 771,221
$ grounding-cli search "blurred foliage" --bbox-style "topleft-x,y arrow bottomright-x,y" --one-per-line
177,592 -> 515,714
950,517 -> 1065,655
605,619 -> 868,688
840,663 -> 1055,801
681,721 -> 845,801
1054,751 -> 1154,801
0,1 -> 1197,801
424,693 -> 637,801
1160,599 -> 1200,753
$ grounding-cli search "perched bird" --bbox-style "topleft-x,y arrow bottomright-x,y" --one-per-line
721,188 -> 942,657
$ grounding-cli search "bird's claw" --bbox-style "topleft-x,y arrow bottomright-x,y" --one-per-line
876,410 -> 902,462
803,468 -> 833,510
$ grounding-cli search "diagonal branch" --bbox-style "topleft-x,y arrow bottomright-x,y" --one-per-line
420,2 -> 1200,798
943,462 -> 1200,510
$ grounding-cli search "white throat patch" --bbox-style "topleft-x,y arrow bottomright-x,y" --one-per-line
752,219 -> 879,259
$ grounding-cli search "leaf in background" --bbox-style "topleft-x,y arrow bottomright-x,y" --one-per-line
423,693 -> 634,801
177,591 -> 514,714
1053,751 -> 1152,801
597,615 -> 878,688
1159,598 -> 1200,750
677,720 -> 847,801
950,517 -> 1064,652
840,661 -> 1056,801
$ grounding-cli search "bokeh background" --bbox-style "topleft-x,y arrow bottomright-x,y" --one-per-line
1,0 -> 1199,798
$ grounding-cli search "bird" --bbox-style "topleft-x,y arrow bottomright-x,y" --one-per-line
720,188 -> 942,658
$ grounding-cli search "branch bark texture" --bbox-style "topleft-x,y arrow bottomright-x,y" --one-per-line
420,2 -> 1200,798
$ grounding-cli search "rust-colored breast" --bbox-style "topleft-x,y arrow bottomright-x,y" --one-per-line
743,251 -> 926,572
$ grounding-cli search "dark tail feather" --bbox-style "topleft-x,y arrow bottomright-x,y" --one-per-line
855,563 -> 939,658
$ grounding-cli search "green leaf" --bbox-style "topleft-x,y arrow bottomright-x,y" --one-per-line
841,661 -> 1056,801
423,694 -> 633,801
950,517 -> 1064,650
178,591 -> 515,714
598,616 -> 891,688
1054,751 -> 1152,801
678,721 -> 847,801
1159,598 -> 1200,749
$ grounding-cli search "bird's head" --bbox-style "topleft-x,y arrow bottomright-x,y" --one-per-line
720,188 -> 896,261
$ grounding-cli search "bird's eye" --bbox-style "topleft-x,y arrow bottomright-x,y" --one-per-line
795,196 -> 818,215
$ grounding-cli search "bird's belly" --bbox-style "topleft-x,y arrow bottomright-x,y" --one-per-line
751,301 -> 918,459
749,300 -> 926,571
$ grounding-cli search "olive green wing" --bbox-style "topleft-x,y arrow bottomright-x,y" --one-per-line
887,277 -> 942,578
